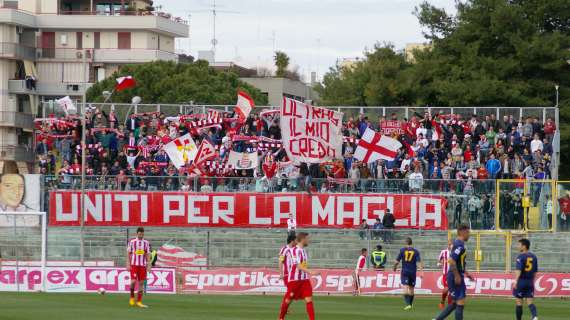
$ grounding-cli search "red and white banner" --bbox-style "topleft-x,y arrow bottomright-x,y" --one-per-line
182,268 -> 570,297
115,75 -> 136,91
49,191 -> 448,229
227,150 -> 259,170
235,91 -> 254,120
0,266 -> 176,294
280,97 -> 344,163
354,127 -> 402,163
380,120 -> 403,136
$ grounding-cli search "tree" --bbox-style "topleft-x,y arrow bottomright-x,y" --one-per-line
315,43 -> 414,106
316,0 -> 570,177
86,60 -> 268,105
274,51 -> 290,78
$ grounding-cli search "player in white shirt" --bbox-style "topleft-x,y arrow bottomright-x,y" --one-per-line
287,214 -> 297,235
437,240 -> 453,309
353,248 -> 368,296
127,227 -> 151,308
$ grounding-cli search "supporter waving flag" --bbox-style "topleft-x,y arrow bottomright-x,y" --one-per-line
56,96 -> 77,115
234,90 -> 254,121
115,75 -> 136,91
163,133 -> 198,169
354,127 -> 402,163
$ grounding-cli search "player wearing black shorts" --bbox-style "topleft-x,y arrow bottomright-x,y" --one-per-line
393,237 -> 423,311
433,224 -> 474,320
513,238 -> 538,320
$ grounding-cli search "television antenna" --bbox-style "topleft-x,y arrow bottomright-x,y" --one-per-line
190,0 -> 242,61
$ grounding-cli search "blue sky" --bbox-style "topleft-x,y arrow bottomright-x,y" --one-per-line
154,0 -> 457,81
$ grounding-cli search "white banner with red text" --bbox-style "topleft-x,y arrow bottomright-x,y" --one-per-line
280,98 -> 344,163
0,266 -> 176,293
181,268 -> 570,297
49,191 -> 448,230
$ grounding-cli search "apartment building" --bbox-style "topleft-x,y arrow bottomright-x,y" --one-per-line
0,0 -> 189,173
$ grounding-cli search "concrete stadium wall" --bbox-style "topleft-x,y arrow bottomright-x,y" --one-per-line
1,227 -> 569,272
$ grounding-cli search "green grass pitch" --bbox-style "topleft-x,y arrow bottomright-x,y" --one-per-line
0,292 -> 567,320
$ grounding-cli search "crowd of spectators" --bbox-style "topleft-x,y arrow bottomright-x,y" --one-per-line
35,106 -> 556,194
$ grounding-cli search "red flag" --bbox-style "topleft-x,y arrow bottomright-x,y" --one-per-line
115,76 -> 136,91
234,91 -> 254,121
354,127 -> 402,163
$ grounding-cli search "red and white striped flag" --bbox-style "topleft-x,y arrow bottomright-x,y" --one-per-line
193,140 -> 217,166
234,91 -> 254,121
354,127 -> 402,163
207,109 -> 222,121
115,75 -> 136,91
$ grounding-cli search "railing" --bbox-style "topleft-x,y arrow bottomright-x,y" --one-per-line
0,145 -> 35,162
0,111 -> 34,129
57,10 -> 188,25
35,47 -> 177,62
43,175 -> 568,233
0,6 -> 187,25
0,42 -> 36,60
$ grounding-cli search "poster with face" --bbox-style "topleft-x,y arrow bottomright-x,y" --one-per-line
0,174 -> 41,226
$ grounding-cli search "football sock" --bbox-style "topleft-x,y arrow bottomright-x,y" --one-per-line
306,301 -> 315,320
278,300 -> 290,319
435,303 -> 456,320
130,287 -> 134,298
515,305 -> 523,320
528,304 -> 537,318
441,291 -> 448,304
455,305 -> 464,320
137,291 -> 142,302
410,295 -> 415,305
404,294 -> 410,305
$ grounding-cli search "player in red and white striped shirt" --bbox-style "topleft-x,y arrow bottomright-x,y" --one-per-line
437,240 -> 453,309
127,227 -> 151,308
353,248 -> 368,296
279,234 -> 297,286
279,232 -> 318,320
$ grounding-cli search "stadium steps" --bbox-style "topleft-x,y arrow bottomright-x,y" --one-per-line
5,227 -> 569,272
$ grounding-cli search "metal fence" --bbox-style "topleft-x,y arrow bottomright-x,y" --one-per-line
39,102 -> 559,124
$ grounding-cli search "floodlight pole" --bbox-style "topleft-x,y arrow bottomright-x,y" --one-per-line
79,50 -> 87,266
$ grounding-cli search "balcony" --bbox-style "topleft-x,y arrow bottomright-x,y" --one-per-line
8,79 -> 93,96
93,48 -> 178,63
34,47 -> 177,63
0,146 -> 35,162
0,43 -> 36,60
0,111 -> 34,129
36,12 -> 189,37
0,8 -> 36,27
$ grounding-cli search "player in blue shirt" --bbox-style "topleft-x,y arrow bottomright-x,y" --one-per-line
393,237 -> 423,310
433,224 -> 474,320
513,238 -> 538,320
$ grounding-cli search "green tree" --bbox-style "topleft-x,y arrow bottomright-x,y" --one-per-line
315,43 -> 414,106
86,60 -> 268,105
317,0 -> 570,177
274,51 -> 290,78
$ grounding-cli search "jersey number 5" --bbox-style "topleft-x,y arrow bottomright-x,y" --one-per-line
404,250 -> 415,262
524,258 -> 533,272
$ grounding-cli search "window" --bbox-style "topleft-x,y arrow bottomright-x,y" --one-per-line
76,32 -> 83,49
118,32 -> 131,49
94,32 -> 100,49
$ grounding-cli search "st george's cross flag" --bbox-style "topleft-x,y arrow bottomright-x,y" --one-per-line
163,133 -> 198,168
354,127 -> 402,163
